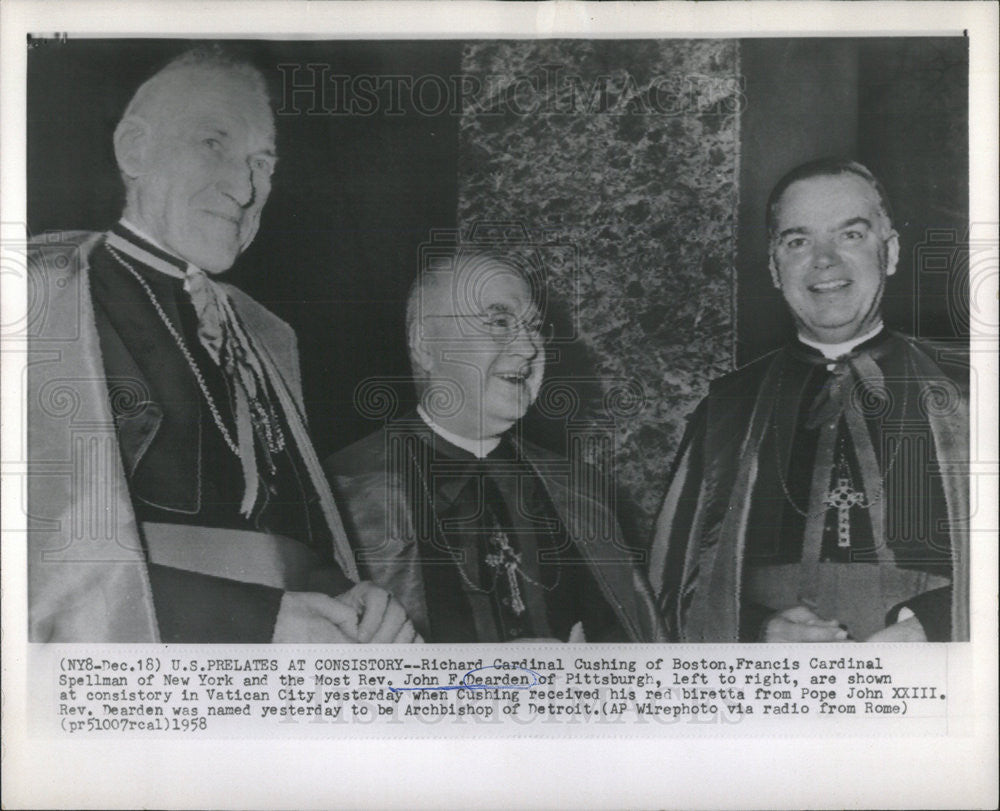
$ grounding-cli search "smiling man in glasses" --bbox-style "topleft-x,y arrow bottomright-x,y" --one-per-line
649,158 -> 969,643
325,250 -> 666,643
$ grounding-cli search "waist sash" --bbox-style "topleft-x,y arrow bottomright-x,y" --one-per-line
744,562 -> 950,640
142,521 -> 334,592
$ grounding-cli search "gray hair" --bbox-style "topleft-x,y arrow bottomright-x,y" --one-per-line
121,45 -> 271,127
404,248 -> 543,379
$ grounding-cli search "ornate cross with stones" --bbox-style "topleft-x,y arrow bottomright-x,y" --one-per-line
485,528 -> 526,615
824,477 -> 865,548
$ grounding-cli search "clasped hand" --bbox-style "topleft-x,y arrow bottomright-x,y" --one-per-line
272,582 -> 422,643
763,605 -> 849,642
764,605 -> 927,642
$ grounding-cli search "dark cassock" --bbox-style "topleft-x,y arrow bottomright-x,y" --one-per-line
27,224 -> 357,641
649,327 -> 969,642
326,410 -> 667,642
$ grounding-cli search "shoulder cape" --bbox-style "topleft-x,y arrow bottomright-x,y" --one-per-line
326,417 -> 668,642
648,333 -> 970,642
27,231 -> 356,641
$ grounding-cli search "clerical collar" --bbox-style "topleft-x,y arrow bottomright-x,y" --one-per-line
416,405 -> 501,459
108,220 -> 198,280
798,322 -> 885,360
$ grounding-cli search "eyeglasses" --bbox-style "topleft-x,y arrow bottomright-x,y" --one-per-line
427,312 -> 556,344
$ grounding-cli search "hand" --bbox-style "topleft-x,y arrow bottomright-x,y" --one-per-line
272,591 -> 362,642
763,605 -> 849,643
336,582 -> 422,643
864,616 -> 927,642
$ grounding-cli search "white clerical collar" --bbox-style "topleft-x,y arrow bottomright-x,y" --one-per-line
798,322 -> 884,360
117,219 -> 200,279
120,218 -> 168,253
416,404 -> 501,459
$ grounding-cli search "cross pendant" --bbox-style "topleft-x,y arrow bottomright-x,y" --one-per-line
824,477 -> 865,548
504,564 -> 526,615
486,530 -> 526,615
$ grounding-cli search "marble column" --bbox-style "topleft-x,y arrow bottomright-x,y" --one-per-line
457,40 -> 742,544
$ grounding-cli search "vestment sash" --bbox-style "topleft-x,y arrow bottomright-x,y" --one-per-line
142,522 -> 342,593
745,563 -> 951,640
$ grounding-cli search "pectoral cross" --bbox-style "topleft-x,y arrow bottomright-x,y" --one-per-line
485,528 -> 526,615
824,478 -> 865,548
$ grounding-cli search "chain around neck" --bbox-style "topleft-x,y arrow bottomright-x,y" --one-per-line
405,440 -> 561,597
771,348 -> 909,517
105,243 -> 241,457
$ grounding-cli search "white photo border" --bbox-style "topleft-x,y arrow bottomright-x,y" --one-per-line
2,2 -> 997,809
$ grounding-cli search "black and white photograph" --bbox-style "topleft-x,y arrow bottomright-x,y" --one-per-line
19,33 -> 975,646
2,2 -> 997,809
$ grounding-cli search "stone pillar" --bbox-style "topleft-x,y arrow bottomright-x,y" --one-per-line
457,40 -> 741,543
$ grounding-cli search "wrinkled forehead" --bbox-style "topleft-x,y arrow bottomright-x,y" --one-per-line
143,65 -> 275,145
774,173 -> 884,230
427,259 -> 537,316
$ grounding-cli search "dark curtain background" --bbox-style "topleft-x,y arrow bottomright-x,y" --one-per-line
736,37 -> 969,364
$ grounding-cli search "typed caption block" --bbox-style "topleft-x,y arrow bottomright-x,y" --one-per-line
29,644 -> 966,738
